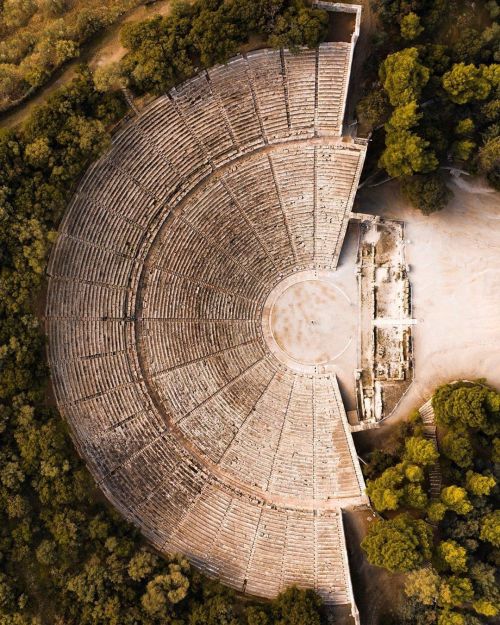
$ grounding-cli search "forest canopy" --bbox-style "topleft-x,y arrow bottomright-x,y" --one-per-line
0,0 -> 329,109
0,0 -> 142,109
361,381 -> 500,625
356,0 -> 500,211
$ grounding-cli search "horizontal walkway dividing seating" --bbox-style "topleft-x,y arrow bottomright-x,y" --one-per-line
46,40 -> 368,615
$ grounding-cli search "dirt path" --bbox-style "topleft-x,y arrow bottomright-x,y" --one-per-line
344,507 -> 407,625
0,0 -> 173,129
345,0 -> 378,125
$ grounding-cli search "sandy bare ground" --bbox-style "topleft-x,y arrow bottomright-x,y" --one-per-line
328,222 -> 361,411
355,177 -> 500,421
347,175 -> 499,625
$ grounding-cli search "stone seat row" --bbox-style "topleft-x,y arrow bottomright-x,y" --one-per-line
47,312 -> 361,603
181,174 -> 287,279
62,376 -> 357,599
151,340 -> 268,416
45,279 -> 129,320
51,43 -> 358,292
142,270 -> 261,320
149,216 -> 270,301
208,57 -> 265,151
53,144 -> 364,310
142,318 -> 262,375
143,352 -> 364,499
78,42 -> 353,220
163,482 -> 351,603
48,285 -> 364,499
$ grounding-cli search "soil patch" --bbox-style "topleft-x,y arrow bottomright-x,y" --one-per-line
327,11 -> 355,42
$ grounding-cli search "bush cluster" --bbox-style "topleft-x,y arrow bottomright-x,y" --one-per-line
0,0 -> 141,108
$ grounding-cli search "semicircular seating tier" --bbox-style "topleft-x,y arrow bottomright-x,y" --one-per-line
46,43 -> 369,611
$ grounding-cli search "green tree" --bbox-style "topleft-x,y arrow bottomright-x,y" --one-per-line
356,88 -> 391,130
189,587 -> 240,625
0,64 -> 28,106
361,514 -> 433,572
403,436 -> 439,466
0,572 -> 15,612
470,561 -> 498,597
419,43 -> 450,75
441,486 -> 473,516
404,567 -> 440,605
400,13 -> 424,40
2,0 -> 36,29
93,63 -> 124,92
189,5 -> 244,66
268,1 -> 328,51
35,539 -> 57,566
401,173 -> 451,215
442,63 -> 492,104
428,502 -> 447,523
141,559 -> 190,614
54,39 -> 79,65
437,610 -> 466,625
452,139 -> 476,162
247,607 -> 270,625
128,548 -> 159,581
404,483 -> 428,509
477,136 -> 500,191
380,47 -> 430,106
465,471 -> 496,497
441,430 -> 474,468
362,449 -> 396,481
385,101 -> 422,133
493,437 -> 500,463
271,586 -> 322,625
433,383 -> 500,435
379,129 -> 438,177
120,14 -> 194,94
405,464 -> 424,482
46,509 -> 85,549
480,510 -> 500,547
482,64 -> 500,88
472,598 -> 499,617
439,575 -> 474,607
23,136 -> 51,169
436,540 -> 468,573
455,119 -> 474,136
366,464 -> 405,512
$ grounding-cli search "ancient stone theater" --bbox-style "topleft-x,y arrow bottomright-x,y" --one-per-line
46,6 -> 379,621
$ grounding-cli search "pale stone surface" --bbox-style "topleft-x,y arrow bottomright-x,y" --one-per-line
262,270 -> 355,374
271,280 -> 351,364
